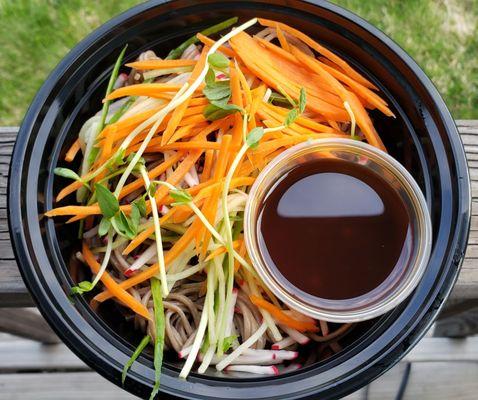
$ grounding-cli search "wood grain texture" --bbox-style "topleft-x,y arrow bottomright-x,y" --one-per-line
1,335 -> 476,372
0,372 -> 139,400
0,123 -> 477,306
0,308 -> 60,344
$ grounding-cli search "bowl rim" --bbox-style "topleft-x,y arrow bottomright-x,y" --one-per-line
8,1 -> 471,399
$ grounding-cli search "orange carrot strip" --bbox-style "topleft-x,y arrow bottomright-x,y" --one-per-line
319,62 -> 393,116
196,33 -> 236,58
205,240 -> 242,262
201,149 -> 214,183
258,18 -> 377,89
64,139 -> 81,162
125,59 -> 196,70
249,295 -> 318,332
248,84 -> 266,130
234,239 -> 247,273
56,180 -> 85,202
235,63 -> 253,109
200,135 -> 232,257
230,33 -> 348,120
291,46 -> 385,150
229,65 -> 244,147
45,202 -> 133,218
275,25 -> 290,52
97,106 -> 163,140
261,102 -> 342,134
147,141 -> 223,152
161,47 -> 209,145
152,150 -> 204,211
82,243 -> 150,320
105,83 -> 183,101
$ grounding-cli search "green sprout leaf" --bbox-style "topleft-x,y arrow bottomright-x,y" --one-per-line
98,217 -> 111,237
222,335 -> 238,353
54,167 -> 81,181
208,53 -> 229,69
95,183 -> 119,219
170,189 -> 193,205
112,148 -> 126,167
71,280 -> 94,295
204,102 -> 243,121
205,68 -> 216,86
299,88 -> 307,113
122,335 -> 151,386
285,108 -> 299,127
134,196 -> 147,218
130,202 -> 141,230
203,81 -> 231,102
112,210 -> 137,239
246,127 -> 265,149
148,182 -> 158,197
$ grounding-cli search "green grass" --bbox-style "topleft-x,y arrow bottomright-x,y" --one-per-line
0,0 -> 476,125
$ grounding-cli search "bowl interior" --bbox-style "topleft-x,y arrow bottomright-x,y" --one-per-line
12,1 -> 468,399
51,11 -> 431,378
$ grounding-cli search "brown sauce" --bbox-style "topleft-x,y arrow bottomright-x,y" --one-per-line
257,157 -> 410,300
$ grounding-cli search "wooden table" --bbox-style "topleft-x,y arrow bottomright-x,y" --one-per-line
0,123 -> 477,399
2,122 -> 478,307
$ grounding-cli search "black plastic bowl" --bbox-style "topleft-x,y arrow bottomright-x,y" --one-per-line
8,1 -> 470,399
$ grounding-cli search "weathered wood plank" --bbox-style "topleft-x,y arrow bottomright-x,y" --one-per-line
363,362 -> 478,400
0,340 -> 85,371
0,372 -> 139,400
1,363 -> 476,400
1,334 -> 476,372
0,309 -> 60,344
0,123 -> 477,306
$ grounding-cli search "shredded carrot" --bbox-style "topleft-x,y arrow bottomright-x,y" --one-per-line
249,295 -> 318,332
275,25 -> 290,52
196,33 -> 236,58
161,46 -> 209,145
45,202 -> 133,218
64,139 -> 81,162
125,59 -> 196,70
234,239 -> 247,273
201,149 -> 214,183
291,46 -> 385,150
199,135 -> 232,258
82,243 -> 150,319
257,18 -> 377,89
235,62 -> 253,110
229,65 -> 244,148
205,240 -> 242,262
56,180 -> 85,202
105,83 -> 183,101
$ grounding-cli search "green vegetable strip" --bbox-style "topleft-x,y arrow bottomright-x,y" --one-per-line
205,262 -> 217,345
122,335 -> 151,385
150,278 -> 165,400
96,45 -> 128,138
166,17 -> 238,60
108,96 -> 136,125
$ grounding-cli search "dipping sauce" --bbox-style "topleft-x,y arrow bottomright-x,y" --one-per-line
257,157 -> 410,300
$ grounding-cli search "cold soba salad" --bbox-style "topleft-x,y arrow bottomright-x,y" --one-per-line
46,17 -> 394,398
